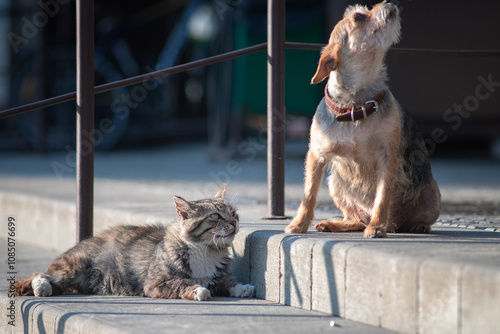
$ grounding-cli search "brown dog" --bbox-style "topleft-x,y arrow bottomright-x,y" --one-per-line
285,1 -> 441,238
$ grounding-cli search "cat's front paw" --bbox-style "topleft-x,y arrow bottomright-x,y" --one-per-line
229,284 -> 255,298
194,287 -> 212,301
31,274 -> 52,297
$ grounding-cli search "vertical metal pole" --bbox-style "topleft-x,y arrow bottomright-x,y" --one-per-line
76,0 -> 94,241
266,0 -> 287,218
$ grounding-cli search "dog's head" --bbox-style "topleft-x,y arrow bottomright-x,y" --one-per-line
312,1 -> 401,84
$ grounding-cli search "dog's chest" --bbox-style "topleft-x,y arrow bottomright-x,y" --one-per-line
311,100 -> 395,158
311,118 -> 377,159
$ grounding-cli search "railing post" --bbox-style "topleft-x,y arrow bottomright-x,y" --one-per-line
266,0 -> 287,219
76,0 -> 94,242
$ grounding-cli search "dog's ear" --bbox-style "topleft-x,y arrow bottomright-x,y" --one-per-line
311,44 -> 339,84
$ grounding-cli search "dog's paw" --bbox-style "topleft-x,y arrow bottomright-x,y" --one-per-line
194,287 -> 212,301
285,218 -> 310,234
316,219 -> 364,233
31,274 -> 52,297
363,225 -> 387,238
409,224 -> 431,234
230,284 -> 255,298
315,220 -> 336,232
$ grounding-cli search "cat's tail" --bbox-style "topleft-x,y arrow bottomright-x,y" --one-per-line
14,272 -> 63,297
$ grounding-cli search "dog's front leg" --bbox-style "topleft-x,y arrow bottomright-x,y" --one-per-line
364,147 -> 399,238
285,150 -> 326,233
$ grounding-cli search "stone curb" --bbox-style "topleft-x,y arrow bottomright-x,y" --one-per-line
230,230 -> 500,334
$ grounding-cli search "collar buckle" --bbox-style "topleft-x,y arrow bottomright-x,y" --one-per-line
365,100 -> 379,112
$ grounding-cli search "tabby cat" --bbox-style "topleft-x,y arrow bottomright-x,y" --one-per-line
15,185 -> 254,301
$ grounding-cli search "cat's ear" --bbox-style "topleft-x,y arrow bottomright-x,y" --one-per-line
173,196 -> 192,220
214,184 -> 227,199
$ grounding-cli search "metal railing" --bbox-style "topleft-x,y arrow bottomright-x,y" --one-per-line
0,0 -> 295,242
1,0 -> 500,242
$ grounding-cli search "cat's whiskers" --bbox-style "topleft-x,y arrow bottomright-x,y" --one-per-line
202,229 -> 220,253
212,230 -> 226,252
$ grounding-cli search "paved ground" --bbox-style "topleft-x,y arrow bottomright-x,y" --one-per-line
1,141 -> 499,230
0,141 -> 499,334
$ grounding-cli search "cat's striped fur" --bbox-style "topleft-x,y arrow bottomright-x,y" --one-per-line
14,185 -> 254,301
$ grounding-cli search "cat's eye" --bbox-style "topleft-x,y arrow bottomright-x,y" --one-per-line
354,13 -> 367,22
210,213 -> 221,220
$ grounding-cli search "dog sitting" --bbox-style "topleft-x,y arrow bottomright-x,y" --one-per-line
285,0 -> 441,238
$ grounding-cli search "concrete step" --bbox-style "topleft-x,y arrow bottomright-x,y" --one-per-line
231,228 -> 500,334
2,295 -> 397,334
1,192 -> 500,334
0,240 -> 394,334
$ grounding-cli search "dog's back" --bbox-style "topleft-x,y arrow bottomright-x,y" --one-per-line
391,108 -> 441,232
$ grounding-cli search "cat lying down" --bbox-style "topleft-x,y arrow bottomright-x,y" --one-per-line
15,185 -> 254,301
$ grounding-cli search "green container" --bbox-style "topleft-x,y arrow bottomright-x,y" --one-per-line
232,19 -> 324,117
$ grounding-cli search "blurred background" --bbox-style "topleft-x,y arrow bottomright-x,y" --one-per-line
0,0 -> 499,159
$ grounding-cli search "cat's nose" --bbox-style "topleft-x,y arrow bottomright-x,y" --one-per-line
230,220 -> 237,227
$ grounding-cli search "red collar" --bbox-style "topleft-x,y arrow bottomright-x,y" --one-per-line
324,86 -> 385,122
